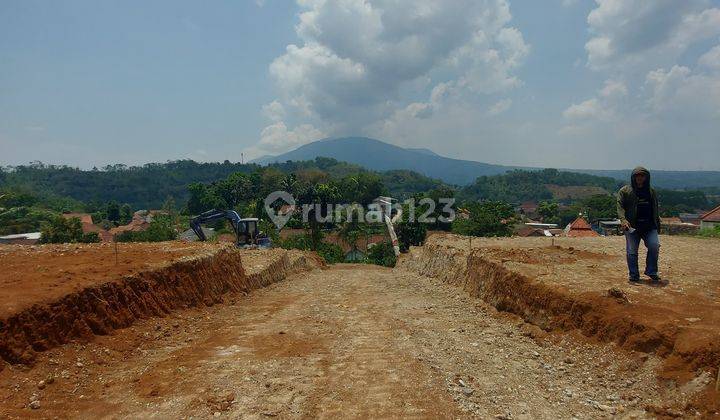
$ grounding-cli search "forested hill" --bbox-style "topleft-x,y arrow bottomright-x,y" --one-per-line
0,161 -> 259,209
459,169 -> 620,204
0,159 -> 445,209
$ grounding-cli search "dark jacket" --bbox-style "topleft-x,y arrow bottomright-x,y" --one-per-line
616,167 -> 661,230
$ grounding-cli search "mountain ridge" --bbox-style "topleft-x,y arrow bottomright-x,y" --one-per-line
251,137 -> 720,189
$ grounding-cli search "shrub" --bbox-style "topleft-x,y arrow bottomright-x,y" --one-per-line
452,200 -> 516,237
40,216 -> 99,243
697,225 -> 720,238
367,241 -> 397,267
279,232 -> 345,264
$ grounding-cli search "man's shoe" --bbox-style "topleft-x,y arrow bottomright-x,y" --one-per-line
628,276 -> 641,284
648,275 -> 661,283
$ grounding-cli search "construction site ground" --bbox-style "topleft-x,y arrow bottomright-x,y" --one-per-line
1,235 -> 719,418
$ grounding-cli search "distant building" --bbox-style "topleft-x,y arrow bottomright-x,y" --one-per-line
564,216 -> 599,237
596,219 -> 622,236
109,210 -> 165,238
515,222 -> 558,237
678,213 -> 703,225
660,217 -> 700,235
0,232 -> 41,245
700,205 -> 720,229
518,201 -> 539,218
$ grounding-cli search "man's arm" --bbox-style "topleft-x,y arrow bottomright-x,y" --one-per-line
617,188 -> 629,230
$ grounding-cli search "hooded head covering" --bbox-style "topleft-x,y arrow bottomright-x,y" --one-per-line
631,166 -> 651,191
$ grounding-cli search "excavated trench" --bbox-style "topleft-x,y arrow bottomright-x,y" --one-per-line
398,239 -> 720,388
0,247 -> 322,368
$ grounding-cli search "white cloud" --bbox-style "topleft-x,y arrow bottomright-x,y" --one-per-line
644,65 -> 720,117
262,100 -> 286,122
487,98 -> 512,116
585,0 -> 720,69
563,79 -> 626,121
256,121 -> 325,154
699,44 -> 720,70
265,0 -> 529,135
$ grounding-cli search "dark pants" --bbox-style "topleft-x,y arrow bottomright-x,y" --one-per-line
625,229 -> 659,278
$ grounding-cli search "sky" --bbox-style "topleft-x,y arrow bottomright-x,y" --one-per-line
1,0 -> 719,170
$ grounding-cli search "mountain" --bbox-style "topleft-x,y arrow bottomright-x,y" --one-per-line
251,137 -> 515,185
253,137 -> 720,189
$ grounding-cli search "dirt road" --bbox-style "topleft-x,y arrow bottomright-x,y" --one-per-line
0,264 -> 708,418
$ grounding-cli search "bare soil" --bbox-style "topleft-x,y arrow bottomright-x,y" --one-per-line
2,264 -> 710,419
0,242 -> 219,318
0,236 -> 718,418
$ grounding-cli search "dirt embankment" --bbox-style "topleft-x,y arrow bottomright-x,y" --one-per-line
0,245 -> 321,368
399,234 -> 720,411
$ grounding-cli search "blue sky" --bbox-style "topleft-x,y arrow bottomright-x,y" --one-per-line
1,0 -> 719,170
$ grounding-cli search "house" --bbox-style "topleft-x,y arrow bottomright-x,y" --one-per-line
109,210 -> 165,237
678,213 -> 703,225
660,217 -> 700,235
516,222 -> 558,237
518,201 -> 539,218
564,216 -> 599,237
596,219 -> 622,236
62,213 -> 113,242
700,204 -> 720,229
0,232 -> 41,245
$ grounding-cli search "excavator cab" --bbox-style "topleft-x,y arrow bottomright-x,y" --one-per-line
236,218 -> 258,246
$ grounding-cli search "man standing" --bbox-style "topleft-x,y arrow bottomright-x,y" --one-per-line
617,167 -> 662,284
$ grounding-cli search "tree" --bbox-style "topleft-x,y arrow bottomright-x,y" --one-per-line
367,241 -> 397,267
106,201 -> 121,222
187,183 -> 224,215
451,200 -> 516,237
119,203 -> 133,224
395,202 -> 427,251
299,183 -> 342,250
40,216 -> 100,243
538,201 -> 560,224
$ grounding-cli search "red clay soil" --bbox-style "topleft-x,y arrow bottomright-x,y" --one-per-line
0,242 -> 321,369
0,242 -> 219,319
400,233 -> 720,414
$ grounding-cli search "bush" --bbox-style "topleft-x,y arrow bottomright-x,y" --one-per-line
396,220 -> 426,252
452,200 -> 516,237
316,242 -> 345,264
0,206 -> 58,235
80,232 -> 101,243
697,225 -> 720,238
40,216 -> 99,243
367,241 -> 397,267
278,232 -> 345,264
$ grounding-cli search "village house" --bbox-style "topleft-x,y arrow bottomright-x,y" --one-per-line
0,232 -> 41,245
700,204 -> 720,229
109,210 -> 165,238
564,216 -> 599,237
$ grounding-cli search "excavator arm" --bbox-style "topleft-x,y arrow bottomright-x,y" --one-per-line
190,209 -> 242,242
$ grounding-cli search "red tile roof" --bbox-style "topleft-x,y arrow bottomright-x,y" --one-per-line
568,217 -> 592,230
701,204 -> 720,222
565,217 -> 599,237
63,213 -> 113,242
